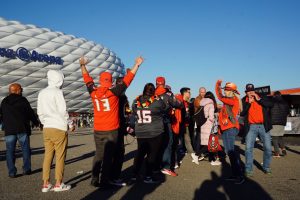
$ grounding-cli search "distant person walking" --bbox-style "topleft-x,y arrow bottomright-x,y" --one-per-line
37,70 -> 72,192
0,83 -> 39,178
270,91 -> 289,157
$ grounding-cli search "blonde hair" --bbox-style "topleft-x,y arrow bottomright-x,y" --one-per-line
224,91 -> 243,113
234,93 -> 243,113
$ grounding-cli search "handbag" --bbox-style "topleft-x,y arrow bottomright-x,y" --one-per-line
207,133 -> 222,152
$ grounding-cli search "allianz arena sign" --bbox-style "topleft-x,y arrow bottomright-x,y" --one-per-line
0,47 -> 63,65
0,17 -> 125,112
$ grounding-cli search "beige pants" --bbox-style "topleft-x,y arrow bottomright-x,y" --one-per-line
42,128 -> 68,182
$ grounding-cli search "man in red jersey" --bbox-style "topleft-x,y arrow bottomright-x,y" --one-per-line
79,56 -> 144,188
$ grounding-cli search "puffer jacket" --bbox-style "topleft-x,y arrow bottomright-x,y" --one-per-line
271,96 -> 289,125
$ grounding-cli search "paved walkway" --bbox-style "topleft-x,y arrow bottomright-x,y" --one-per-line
0,129 -> 299,200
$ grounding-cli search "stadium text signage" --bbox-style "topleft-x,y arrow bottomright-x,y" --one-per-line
0,47 -> 63,65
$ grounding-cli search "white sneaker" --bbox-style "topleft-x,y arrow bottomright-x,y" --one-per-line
42,183 -> 53,193
211,160 -> 221,166
191,153 -> 199,165
109,179 -> 127,187
53,183 -> 71,192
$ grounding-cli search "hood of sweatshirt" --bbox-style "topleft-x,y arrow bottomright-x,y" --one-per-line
200,98 -> 213,107
47,70 -> 64,88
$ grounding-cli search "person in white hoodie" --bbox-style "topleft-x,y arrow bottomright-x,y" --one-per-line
37,69 -> 71,192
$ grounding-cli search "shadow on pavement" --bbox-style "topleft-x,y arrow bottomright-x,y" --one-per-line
193,155 -> 273,200
29,145 -> 89,175
0,144 -> 85,162
286,146 -> 300,155
81,148 -> 166,200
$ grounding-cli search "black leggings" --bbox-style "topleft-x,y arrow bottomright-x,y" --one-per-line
133,134 -> 163,177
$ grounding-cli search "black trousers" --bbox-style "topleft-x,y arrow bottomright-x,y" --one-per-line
109,127 -> 126,180
92,130 -> 118,184
133,134 -> 163,177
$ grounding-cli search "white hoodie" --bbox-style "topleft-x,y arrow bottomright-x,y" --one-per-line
37,70 -> 69,131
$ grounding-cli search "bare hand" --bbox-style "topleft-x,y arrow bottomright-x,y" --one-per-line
80,56 -> 88,65
135,56 -> 144,66
253,93 -> 261,101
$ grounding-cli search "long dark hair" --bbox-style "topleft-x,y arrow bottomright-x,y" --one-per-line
204,91 -> 218,113
143,83 -> 155,99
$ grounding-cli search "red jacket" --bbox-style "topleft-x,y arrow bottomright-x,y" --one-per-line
215,82 -> 240,131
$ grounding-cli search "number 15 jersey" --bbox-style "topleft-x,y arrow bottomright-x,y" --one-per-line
132,96 -> 166,138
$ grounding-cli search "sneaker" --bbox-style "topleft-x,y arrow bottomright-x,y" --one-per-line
174,164 -> 179,169
53,183 -> 71,192
109,179 -> 127,187
191,153 -> 199,165
42,183 -> 53,193
210,160 -> 221,166
8,174 -> 16,178
23,169 -> 32,175
225,176 -> 238,181
161,169 -> 178,177
234,177 -> 245,185
90,179 -> 100,187
273,153 -> 281,158
281,149 -> 287,156
245,171 -> 253,177
143,177 -> 160,184
198,156 -> 205,161
264,169 -> 272,175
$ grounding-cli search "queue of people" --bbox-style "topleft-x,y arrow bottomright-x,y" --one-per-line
0,56 -> 291,192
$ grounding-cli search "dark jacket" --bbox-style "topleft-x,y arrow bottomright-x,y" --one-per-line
240,95 -> 274,135
158,91 -> 183,123
0,94 -> 38,136
271,96 -> 289,125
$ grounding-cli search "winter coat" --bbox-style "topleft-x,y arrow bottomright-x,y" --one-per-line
271,96 -> 289,126
200,98 -> 214,145
0,94 -> 38,136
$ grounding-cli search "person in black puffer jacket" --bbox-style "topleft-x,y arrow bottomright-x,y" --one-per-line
270,91 -> 289,157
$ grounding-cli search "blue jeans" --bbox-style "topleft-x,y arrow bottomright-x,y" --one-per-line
162,123 -> 173,170
222,128 -> 243,177
5,133 -> 31,176
245,124 -> 272,173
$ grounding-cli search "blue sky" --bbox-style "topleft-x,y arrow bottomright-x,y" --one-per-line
1,0 -> 300,102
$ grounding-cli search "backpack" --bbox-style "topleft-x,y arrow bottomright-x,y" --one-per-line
193,106 -> 207,127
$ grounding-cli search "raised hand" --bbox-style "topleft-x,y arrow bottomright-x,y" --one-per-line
79,56 -> 88,65
135,56 -> 144,66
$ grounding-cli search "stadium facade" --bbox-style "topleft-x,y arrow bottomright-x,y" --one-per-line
0,17 -> 125,113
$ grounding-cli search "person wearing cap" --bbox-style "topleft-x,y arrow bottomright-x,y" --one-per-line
155,76 -> 182,177
240,83 -> 274,176
79,56 -> 144,188
0,83 -> 39,178
215,80 -> 245,184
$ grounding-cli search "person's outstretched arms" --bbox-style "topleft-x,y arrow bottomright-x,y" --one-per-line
79,57 -> 95,94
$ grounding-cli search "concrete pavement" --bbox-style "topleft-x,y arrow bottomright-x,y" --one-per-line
0,128 -> 299,200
